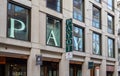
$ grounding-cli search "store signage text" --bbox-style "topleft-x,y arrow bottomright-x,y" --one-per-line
47,30 -> 58,46
66,19 -> 72,52
9,18 -> 25,38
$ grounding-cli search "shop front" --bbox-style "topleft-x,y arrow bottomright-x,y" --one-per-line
69,61 -> 82,76
90,64 -> 100,76
40,58 -> 59,76
0,56 -> 27,76
106,65 -> 114,76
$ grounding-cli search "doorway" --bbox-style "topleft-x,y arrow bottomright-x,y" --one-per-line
0,64 -> 5,76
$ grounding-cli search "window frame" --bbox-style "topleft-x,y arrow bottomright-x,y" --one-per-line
46,14 -> 62,48
7,1 -> 31,41
107,13 -> 114,34
73,24 -> 85,52
92,5 -> 101,29
46,0 -> 62,13
107,37 -> 115,58
73,0 -> 85,22
92,32 -> 101,55
95,0 -> 101,3
107,0 -> 114,11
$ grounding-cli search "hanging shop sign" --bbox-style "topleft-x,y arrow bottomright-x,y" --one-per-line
66,18 -> 73,52
88,61 -> 94,69
36,55 -> 42,65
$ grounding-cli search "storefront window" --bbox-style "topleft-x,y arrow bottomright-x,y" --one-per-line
46,15 -> 61,47
108,38 -> 114,58
92,6 -> 101,29
73,0 -> 84,22
70,64 -> 82,76
92,32 -> 101,55
41,61 -> 59,76
7,3 -> 30,41
47,0 -> 62,13
73,25 -> 84,52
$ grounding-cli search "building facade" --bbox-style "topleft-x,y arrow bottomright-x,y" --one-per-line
0,0 -> 118,76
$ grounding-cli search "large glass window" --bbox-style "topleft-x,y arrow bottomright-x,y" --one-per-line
107,14 -> 114,34
73,25 -> 84,52
7,3 -> 30,41
47,0 -> 62,13
108,0 -> 114,10
46,15 -> 61,47
92,6 -> 101,29
92,32 -> 101,55
73,0 -> 84,22
108,38 -> 114,58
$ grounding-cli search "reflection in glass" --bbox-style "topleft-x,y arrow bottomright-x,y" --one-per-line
92,6 -> 100,29
47,0 -> 62,12
108,0 -> 113,10
46,16 -> 61,47
73,26 -> 84,52
95,0 -> 101,3
108,38 -> 114,58
108,14 -> 114,34
41,61 -> 59,76
7,3 -> 30,41
93,33 -> 101,55
70,64 -> 82,76
73,0 -> 84,21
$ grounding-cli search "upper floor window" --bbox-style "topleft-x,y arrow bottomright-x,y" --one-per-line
108,0 -> 114,10
95,0 -> 101,3
108,38 -> 114,58
47,0 -> 62,13
73,25 -> 84,52
73,0 -> 84,22
92,32 -> 101,55
107,14 -> 114,34
92,6 -> 101,29
7,2 -> 30,41
46,15 -> 62,47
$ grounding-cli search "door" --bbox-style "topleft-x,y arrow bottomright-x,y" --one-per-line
0,64 -> 5,76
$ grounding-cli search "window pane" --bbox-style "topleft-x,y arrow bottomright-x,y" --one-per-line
73,26 -> 84,52
108,0 -> 113,10
47,0 -> 62,12
46,16 -> 61,47
108,38 -> 114,58
93,33 -> 101,55
95,0 -> 101,3
92,6 -> 100,29
7,3 -> 30,41
73,0 -> 84,22
108,14 -> 114,34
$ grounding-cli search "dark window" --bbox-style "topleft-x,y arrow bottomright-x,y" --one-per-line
107,14 -> 114,34
73,0 -> 84,22
46,15 -> 62,47
108,0 -> 114,11
41,61 -> 59,76
47,0 -> 62,13
73,25 -> 84,52
70,64 -> 82,76
92,32 -> 101,55
7,2 -> 30,41
108,38 -> 114,58
92,6 -> 101,29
